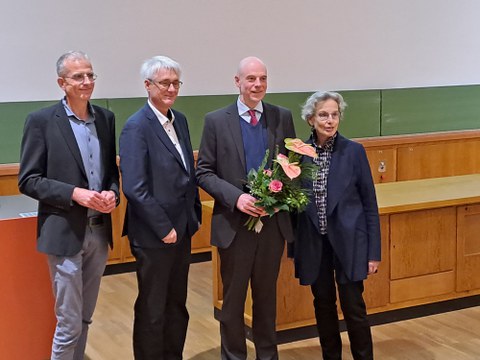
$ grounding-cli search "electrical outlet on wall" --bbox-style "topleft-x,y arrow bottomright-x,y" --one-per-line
378,161 -> 386,173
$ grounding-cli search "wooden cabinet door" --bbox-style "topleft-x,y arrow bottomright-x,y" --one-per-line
389,207 -> 456,303
457,204 -> 480,292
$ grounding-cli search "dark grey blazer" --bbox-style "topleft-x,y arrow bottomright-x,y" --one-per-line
18,101 -> 119,256
293,134 -> 381,285
119,104 -> 201,248
196,102 -> 296,249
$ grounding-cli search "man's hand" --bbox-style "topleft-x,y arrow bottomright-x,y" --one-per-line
72,188 -> 116,213
236,194 -> 267,217
99,190 -> 117,213
162,228 -> 177,244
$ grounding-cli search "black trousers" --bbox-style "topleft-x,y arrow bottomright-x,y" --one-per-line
131,235 -> 191,360
311,237 -> 373,360
218,217 -> 285,360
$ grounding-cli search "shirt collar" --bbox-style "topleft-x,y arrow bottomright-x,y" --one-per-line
62,97 -> 95,123
312,131 -> 337,153
148,99 -> 175,126
237,97 -> 263,117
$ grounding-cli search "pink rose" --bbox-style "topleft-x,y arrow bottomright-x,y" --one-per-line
269,179 -> 283,193
263,169 -> 273,177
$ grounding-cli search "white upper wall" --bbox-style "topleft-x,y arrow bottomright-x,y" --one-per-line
1,0 -> 479,101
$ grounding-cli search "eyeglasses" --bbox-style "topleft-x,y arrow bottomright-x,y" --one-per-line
316,111 -> 340,121
148,79 -> 183,90
64,73 -> 98,84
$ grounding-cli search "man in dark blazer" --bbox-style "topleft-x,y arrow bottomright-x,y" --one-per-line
18,51 -> 119,360
196,56 -> 295,360
119,55 -> 201,360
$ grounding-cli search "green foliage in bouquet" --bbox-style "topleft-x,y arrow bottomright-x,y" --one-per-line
244,138 -> 318,232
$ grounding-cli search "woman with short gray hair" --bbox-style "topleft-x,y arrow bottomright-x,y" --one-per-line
291,90 -> 381,359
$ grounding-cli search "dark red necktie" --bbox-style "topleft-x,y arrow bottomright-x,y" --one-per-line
248,109 -> 258,126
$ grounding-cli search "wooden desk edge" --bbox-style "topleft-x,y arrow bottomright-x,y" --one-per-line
0,163 -> 19,176
379,196 -> 480,215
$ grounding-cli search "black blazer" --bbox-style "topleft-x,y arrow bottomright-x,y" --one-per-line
119,104 -> 201,248
18,101 -> 119,256
293,134 -> 381,285
196,102 -> 296,249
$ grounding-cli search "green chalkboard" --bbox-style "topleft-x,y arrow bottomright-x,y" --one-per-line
0,100 -> 56,163
382,85 -> 480,135
0,99 -> 108,163
107,92 -> 382,150
264,90 -> 381,141
336,90 -> 381,139
106,97 -> 146,144
1,85 -> 478,165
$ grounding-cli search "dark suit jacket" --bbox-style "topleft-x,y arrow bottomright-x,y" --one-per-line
196,102 -> 296,249
18,101 -> 119,257
293,133 -> 381,285
119,104 -> 201,248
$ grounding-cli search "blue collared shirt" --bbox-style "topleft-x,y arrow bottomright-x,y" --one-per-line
62,98 -> 103,215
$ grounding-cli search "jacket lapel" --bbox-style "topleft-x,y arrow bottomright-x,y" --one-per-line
144,105 -> 188,173
93,107 -> 110,177
327,134 -> 352,215
172,113 -> 191,174
54,103 -> 87,178
225,103 -> 246,171
262,102 -> 278,166
301,152 -> 321,233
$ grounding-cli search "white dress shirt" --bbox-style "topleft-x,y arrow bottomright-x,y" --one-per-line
237,97 -> 263,124
148,100 -> 187,169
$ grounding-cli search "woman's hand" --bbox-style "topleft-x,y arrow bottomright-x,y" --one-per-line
368,260 -> 380,275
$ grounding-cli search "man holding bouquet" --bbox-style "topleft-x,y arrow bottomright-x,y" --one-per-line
196,56 -> 295,360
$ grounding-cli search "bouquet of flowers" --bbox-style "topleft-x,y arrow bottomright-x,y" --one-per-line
244,138 -> 318,232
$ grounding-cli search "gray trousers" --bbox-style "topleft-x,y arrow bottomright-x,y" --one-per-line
47,224 -> 109,360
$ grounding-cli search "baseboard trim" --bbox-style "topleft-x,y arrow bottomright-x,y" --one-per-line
215,294 -> 480,344
103,251 -> 212,276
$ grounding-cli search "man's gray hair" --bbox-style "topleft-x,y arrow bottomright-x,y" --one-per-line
141,56 -> 181,80
56,51 -> 90,77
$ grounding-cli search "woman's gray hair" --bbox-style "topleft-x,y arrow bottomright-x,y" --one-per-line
301,91 -> 347,122
141,56 -> 182,80
56,51 -> 90,77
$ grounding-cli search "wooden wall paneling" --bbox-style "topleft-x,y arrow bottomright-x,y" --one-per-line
192,201 -> 213,253
390,207 -> 456,280
276,249 -> 315,330
456,204 -> 480,292
364,215 -> 390,309
212,246 -> 223,310
396,139 -> 480,181
0,175 -> 20,196
390,271 -> 456,303
212,244 -> 318,331
120,236 -> 134,262
0,164 -> 20,196
244,286 -> 253,327
108,190 -> 126,263
365,148 -> 397,184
